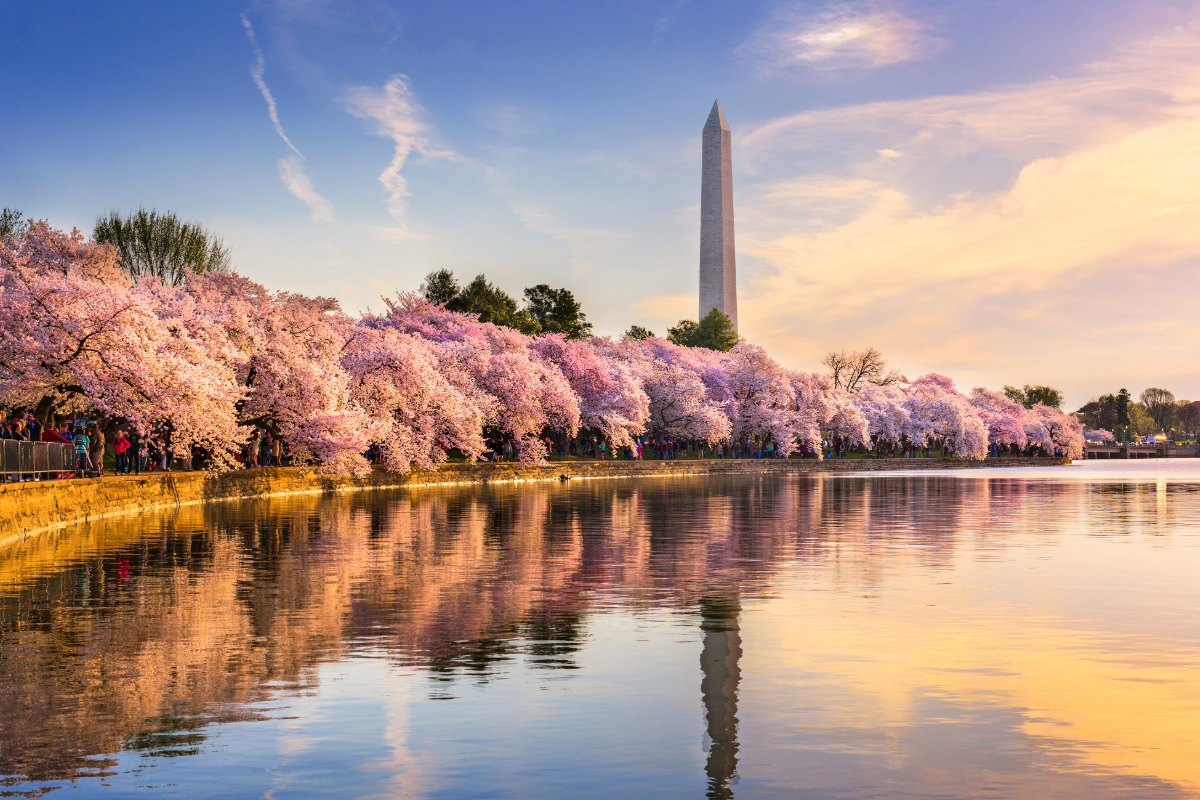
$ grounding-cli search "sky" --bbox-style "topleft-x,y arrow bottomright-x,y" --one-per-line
3,0 -> 1200,410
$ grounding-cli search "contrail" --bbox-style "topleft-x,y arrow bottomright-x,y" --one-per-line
241,14 -> 302,157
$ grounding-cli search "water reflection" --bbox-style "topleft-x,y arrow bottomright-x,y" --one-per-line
700,595 -> 741,800
0,470 -> 1198,798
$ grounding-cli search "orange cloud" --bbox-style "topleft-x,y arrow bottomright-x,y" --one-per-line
736,21 -> 1200,405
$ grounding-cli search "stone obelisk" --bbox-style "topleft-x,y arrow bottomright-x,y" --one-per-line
699,100 -> 737,332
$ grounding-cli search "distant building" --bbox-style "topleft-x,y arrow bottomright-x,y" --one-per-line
699,100 -> 737,332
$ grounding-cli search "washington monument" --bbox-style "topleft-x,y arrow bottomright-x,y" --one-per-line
699,99 -> 737,332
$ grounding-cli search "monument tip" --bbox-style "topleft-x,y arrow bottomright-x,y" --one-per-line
704,100 -> 729,132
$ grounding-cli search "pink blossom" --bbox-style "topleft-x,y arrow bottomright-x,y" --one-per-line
0,224 -> 245,468
375,294 -> 581,463
903,374 -> 989,460
968,388 -> 1028,450
1029,404 -> 1085,458
599,337 -> 730,443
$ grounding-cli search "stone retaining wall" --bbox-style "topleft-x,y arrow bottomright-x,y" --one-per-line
0,457 -> 1070,547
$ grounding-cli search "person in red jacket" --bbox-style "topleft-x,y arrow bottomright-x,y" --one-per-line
113,430 -> 132,474
41,425 -> 71,444
40,423 -> 74,478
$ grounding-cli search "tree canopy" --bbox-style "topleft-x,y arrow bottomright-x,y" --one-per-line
419,268 -> 460,306
523,284 -> 593,339
1003,384 -> 1064,410
624,325 -> 654,341
419,270 -> 592,339
94,208 -> 232,286
1139,387 -> 1177,432
667,309 -> 738,352
0,208 -> 28,242
1077,392 -> 1128,431
1177,401 -> 1200,436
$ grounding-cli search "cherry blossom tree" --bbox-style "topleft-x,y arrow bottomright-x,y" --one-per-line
0,223 -> 245,467
853,383 -> 911,448
343,325 -> 485,471
376,294 -> 580,463
0,222 -> 1081,475
968,388 -> 1028,452
531,334 -> 648,448
903,375 -> 989,460
1029,404 -> 1085,458
186,273 -> 378,474
721,344 -> 796,448
599,337 -> 730,443
822,384 -> 871,448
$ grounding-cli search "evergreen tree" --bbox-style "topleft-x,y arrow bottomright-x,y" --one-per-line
452,274 -> 540,334
624,325 -> 654,340
419,268 -> 461,306
668,309 -> 738,352
523,284 -> 593,340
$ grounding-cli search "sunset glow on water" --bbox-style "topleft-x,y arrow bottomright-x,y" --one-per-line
2,464 -> 1199,798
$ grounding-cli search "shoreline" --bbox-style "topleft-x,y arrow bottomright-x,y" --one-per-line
0,457 -> 1071,548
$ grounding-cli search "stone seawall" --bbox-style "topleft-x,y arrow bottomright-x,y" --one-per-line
0,457 -> 1070,547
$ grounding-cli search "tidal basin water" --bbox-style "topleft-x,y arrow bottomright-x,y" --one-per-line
3,462 -> 1200,799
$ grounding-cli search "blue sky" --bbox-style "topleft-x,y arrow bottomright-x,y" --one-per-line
5,0 -> 1200,407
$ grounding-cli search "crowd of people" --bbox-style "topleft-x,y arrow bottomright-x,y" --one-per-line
0,409 -> 293,482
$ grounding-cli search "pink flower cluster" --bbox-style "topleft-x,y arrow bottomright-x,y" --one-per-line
0,223 -> 1084,474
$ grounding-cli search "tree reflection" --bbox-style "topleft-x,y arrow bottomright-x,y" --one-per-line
0,474 -> 1102,790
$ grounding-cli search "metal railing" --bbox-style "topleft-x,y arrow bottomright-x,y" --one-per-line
0,441 -> 78,479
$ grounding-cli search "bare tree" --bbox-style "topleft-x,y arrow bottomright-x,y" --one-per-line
1139,387 -> 1177,432
823,348 -> 902,392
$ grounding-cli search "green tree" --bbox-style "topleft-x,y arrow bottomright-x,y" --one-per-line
1077,393 -> 1125,430
667,309 -> 738,352
94,208 -> 231,285
1076,399 -> 1101,429
624,325 -> 654,341
1098,394 -> 1123,429
1003,384 -> 1063,410
1127,403 -> 1155,437
523,284 -> 593,340
420,268 -> 461,306
0,207 -> 28,241
419,269 -> 593,338
667,319 -> 699,347
1138,387 -> 1177,432
453,274 -> 540,334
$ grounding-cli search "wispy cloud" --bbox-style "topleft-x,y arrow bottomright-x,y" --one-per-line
278,155 -> 333,222
241,14 -> 334,222
739,3 -> 944,73
345,75 -> 462,238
